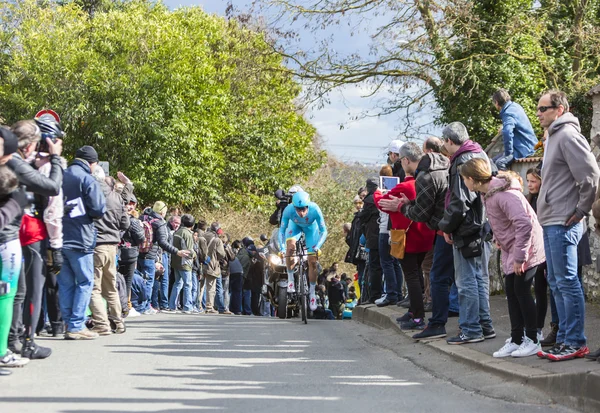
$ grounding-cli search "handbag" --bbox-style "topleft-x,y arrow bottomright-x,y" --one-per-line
390,221 -> 412,260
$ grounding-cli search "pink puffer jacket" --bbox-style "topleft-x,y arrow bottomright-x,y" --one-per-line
483,176 -> 545,275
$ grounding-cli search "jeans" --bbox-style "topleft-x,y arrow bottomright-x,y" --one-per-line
378,233 -> 403,302
493,153 -> 514,171
229,273 -> 243,314
543,223 -> 586,347
453,241 -> 492,338
368,249 -> 383,300
215,276 -> 226,312
242,289 -> 252,315
191,271 -> 199,310
58,249 -> 95,332
428,235 -> 456,327
222,276 -> 230,311
169,269 -> 193,311
137,258 -> 156,312
152,252 -> 170,310
449,283 -> 459,313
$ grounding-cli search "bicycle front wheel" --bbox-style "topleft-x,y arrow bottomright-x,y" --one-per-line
299,268 -> 308,324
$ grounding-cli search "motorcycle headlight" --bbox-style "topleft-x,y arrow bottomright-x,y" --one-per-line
269,255 -> 283,266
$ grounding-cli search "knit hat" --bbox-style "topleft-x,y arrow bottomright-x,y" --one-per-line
366,177 -> 378,192
75,145 -> 99,163
0,128 -> 18,156
153,201 -> 167,215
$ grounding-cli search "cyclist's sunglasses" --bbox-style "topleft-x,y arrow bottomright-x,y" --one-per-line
537,105 -> 557,113
295,206 -> 308,212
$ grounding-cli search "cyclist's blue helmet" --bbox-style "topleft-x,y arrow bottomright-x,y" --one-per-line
292,191 -> 310,208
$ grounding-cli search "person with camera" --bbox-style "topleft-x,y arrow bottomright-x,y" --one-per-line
6,119 -> 64,359
269,185 -> 304,226
118,190 -> 145,317
0,128 -> 32,372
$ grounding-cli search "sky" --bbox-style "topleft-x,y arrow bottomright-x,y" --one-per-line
162,0 -> 441,165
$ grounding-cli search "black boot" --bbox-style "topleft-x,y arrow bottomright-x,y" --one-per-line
21,338 -> 52,360
51,322 -> 65,337
540,323 -> 558,347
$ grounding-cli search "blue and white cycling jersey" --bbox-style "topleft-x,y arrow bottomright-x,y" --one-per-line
278,202 -> 327,254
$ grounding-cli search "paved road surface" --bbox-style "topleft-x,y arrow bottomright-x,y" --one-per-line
1,314 -> 575,413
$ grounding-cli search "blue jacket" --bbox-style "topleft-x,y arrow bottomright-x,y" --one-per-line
500,101 -> 537,160
62,160 -> 106,252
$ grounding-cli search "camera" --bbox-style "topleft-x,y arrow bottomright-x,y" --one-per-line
35,114 -> 64,154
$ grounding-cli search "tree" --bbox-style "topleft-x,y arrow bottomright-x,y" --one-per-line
0,0 -> 324,206
253,0 -> 600,145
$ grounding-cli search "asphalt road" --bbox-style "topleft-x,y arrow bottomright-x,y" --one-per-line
1,314 -> 577,413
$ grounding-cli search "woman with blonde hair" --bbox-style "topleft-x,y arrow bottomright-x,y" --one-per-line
460,158 -> 545,358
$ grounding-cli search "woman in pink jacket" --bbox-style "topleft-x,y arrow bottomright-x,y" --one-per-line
460,158 -> 545,358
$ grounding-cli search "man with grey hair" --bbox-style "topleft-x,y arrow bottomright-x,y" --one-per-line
491,88 -> 537,170
438,122 -> 495,345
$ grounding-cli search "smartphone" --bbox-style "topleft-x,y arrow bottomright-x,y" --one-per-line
379,176 -> 400,191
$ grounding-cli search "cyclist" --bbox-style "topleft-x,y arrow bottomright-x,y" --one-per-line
278,191 -> 327,311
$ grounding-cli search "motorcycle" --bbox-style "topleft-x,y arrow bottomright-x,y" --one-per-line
261,243 -> 307,319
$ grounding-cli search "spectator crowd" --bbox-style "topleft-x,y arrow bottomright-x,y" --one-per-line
0,117 -> 353,375
343,89 -> 600,362
1,87 -> 599,378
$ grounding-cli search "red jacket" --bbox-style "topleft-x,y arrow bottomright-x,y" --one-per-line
373,177 -> 435,254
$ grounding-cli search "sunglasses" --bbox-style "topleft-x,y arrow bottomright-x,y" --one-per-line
537,105 -> 557,113
295,206 -> 308,212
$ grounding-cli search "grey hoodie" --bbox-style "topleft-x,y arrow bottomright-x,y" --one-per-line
537,113 -> 600,226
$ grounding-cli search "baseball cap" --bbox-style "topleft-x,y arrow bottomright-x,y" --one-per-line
386,139 -> 405,154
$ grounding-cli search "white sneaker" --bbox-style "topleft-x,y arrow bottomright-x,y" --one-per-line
374,294 -> 387,305
537,331 -> 544,342
0,350 -> 29,368
511,337 -> 541,358
493,338 -> 520,358
127,308 -> 141,318
287,280 -> 295,293
309,293 -> 317,311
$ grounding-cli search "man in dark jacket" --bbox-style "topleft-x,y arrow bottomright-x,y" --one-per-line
59,146 -> 106,340
90,175 -> 130,335
381,136 -> 456,339
153,215 -> 180,311
6,120 -> 63,357
137,201 -> 189,315
437,123 -> 495,345
357,177 -> 382,302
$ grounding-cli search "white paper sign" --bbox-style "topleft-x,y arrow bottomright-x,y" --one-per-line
66,197 -> 86,218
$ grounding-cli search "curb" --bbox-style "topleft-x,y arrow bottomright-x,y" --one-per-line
354,304 -> 600,413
